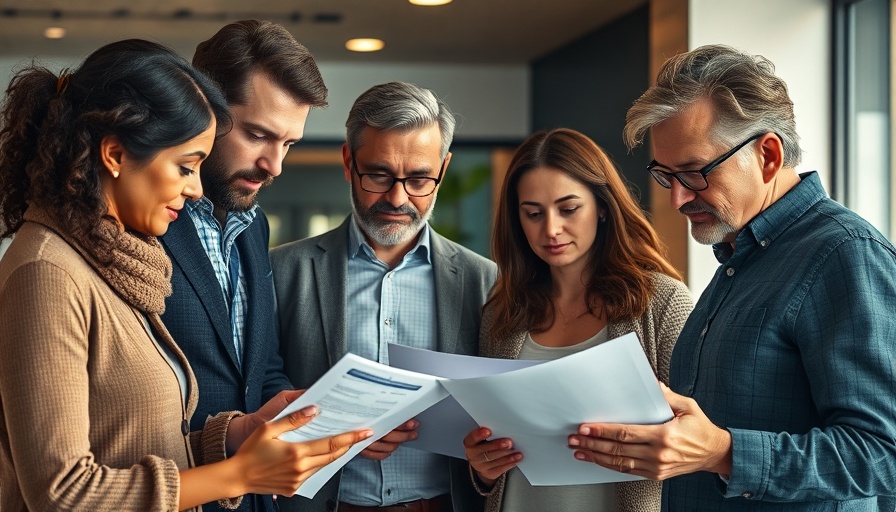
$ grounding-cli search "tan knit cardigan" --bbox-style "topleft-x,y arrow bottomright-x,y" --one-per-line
0,219 -> 239,511
474,272 -> 694,512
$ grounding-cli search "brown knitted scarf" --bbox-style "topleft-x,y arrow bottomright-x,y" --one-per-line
23,208 -> 172,314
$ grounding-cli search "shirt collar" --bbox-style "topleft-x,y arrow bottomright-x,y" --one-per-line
186,196 -> 257,225
347,214 -> 432,264
712,171 -> 826,263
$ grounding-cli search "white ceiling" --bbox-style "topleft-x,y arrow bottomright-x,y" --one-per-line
0,0 -> 646,63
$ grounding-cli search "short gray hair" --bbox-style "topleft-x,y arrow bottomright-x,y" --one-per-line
624,44 -> 802,168
345,82 -> 456,159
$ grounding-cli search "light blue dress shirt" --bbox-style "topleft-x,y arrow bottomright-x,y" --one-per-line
338,216 -> 450,506
666,173 -> 896,511
186,197 -> 255,368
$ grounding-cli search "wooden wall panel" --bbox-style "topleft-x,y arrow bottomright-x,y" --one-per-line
648,0 -> 691,281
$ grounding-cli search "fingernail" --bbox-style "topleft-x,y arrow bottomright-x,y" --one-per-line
300,405 -> 318,417
575,452 -> 585,460
568,437 -> 580,446
501,441 -> 510,449
579,426 -> 591,436
362,430 -> 374,439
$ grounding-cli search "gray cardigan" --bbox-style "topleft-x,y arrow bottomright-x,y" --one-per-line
474,272 -> 694,512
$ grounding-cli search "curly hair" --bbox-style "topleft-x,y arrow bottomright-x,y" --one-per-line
0,39 -> 230,260
486,128 -> 682,339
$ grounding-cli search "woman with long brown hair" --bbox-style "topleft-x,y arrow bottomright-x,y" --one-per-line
463,128 -> 693,512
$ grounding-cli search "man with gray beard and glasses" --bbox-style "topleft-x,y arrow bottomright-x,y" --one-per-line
566,45 -> 896,512
270,82 -> 496,512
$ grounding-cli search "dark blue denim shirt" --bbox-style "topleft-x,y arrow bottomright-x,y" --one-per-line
664,172 -> 896,511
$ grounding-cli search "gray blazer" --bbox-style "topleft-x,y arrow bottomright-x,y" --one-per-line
270,216 -> 497,512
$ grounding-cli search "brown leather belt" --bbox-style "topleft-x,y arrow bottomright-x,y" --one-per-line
337,494 -> 451,512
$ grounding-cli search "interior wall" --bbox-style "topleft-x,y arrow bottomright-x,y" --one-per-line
530,5 -> 652,209
685,0 -> 832,295
0,57 -> 531,143
312,62 -> 530,141
648,0 -> 690,283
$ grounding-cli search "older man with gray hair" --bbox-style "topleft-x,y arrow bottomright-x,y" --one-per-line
567,44 -> 896,511
271,81 -> 496,512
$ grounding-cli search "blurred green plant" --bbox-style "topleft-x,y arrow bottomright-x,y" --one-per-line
431,164 -> 491,244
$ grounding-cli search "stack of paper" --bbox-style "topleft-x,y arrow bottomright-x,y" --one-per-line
273,332 -> 672,497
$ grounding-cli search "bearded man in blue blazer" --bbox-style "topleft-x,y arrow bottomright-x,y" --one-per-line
271,82 -> 496,512
160,20 -> 329,512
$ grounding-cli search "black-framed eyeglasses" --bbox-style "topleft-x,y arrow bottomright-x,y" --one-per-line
647,133 -> 765,192
351,152 -> 446,197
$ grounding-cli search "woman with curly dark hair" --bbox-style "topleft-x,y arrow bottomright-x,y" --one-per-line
462,128 -> 693,512
0,39 -> 370,511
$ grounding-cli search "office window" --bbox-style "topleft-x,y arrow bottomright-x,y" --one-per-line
835,0 -> 892,238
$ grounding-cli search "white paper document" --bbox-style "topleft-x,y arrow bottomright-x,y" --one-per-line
437,333 -> 673,485
274,332 -> 672,496
272,353 -> 448,498
387,344 -> 545,458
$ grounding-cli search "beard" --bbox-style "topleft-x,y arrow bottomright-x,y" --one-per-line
201,153 -> 274,212
351,185 -> 436,247
680,200 -> 736,245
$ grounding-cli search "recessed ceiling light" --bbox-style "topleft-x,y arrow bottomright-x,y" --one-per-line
44,27 -> 66,39
346,38 -> 385,52
409,0 -> 453,5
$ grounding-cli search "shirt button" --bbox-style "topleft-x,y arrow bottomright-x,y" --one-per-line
760,239 -> 768,247
742,491 -> 753,498
386,489 -> 392,496
726,267 -> 735,277
386,272 -> 393,279
384,318 -> 391,326
701,325 -> 708,336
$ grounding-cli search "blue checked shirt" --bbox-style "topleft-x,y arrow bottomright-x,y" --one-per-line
186,197 -> 255,368
665,172 -> 896,511
338,216 -> 450,506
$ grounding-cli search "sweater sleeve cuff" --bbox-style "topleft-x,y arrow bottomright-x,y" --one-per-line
142,455 -> 181,511
469,463 -> 505,497
202,411 -> 246,510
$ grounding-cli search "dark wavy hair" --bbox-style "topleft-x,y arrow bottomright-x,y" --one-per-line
193,19 -> 327,108
486,128 -> 682,339
0,39 -> 230,257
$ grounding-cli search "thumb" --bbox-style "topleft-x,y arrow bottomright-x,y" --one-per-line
266,405 -> 319,437
276,389 -> 305,404
253,389 -> 308,424
659,382 -> 692,413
